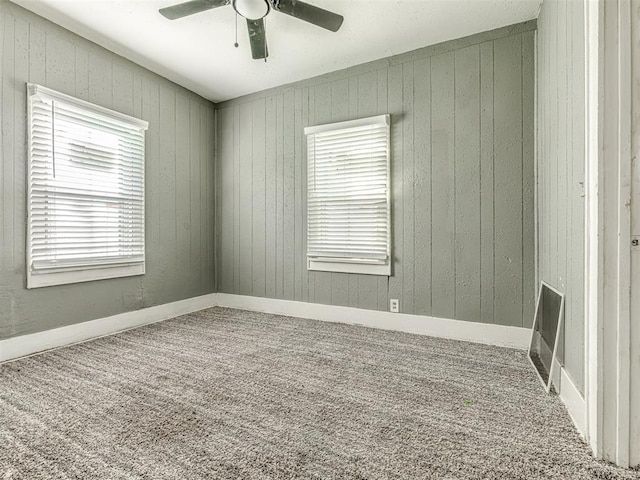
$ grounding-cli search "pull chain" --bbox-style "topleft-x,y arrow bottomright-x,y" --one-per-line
234,12 -> 238,48
264,17 -> 267,62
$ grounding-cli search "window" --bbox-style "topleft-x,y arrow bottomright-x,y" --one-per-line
305,114 -> 391,276
27,84 -> 149,289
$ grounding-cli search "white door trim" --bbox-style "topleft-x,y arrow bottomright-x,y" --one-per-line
584,0 -> 604,456
583,0 -> 634,467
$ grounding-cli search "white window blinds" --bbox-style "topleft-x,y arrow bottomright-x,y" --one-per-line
27,84 -> 149,289
305,114 -> 391,276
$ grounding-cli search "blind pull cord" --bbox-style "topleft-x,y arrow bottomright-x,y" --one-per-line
51,101 -> 56,178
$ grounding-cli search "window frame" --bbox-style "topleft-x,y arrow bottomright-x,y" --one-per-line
305,114 -> 391,276
26,83 -> 149,289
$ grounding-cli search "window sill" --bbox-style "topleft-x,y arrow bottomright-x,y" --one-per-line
307,259 -> 390,276
27,263 -> 145,289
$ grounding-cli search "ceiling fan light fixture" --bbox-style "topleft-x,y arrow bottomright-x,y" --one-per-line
232,0 -> 270,20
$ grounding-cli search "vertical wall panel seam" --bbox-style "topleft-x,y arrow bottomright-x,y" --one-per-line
453,52 -> 457,320
521,33 -> 525,326
492,39 -> 496,324
12,14 -> 17,269
264,95 -> 267,295
236,105 -> 240,292
547,4 -> 551,291
387,66 -> 392,304
174,91 -> 178,280
213,106 -> 218,292
555,2 -> 559,288
232,106 -> 236,291
25,20 -> 31,282
304,89 -> 308,301
281,94 -> 284,297
251,102 -> 255,296
355,78 -> 360,307
11,11 -> 18,276
188,98 -> 193,268
412,60 -> 416,312
376,73 -> 380,309
566,0 -> 573,371
14,17 -> 24,271
401,66 -> 404,310
297,89 -> 302,301
297,91 -> 302,299
568,5 -> 574,374
302,88 -> 311,300
427,58 -> 432,314
43,28 -> 46,86
284,91 -> 288,298
479,45 -> 483,322
428,56 -> 433,312
293,92 -> 297,300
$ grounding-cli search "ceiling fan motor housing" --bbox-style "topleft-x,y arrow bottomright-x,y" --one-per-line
232,0 -> 270,20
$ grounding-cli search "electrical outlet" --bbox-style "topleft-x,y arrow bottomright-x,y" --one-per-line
390,299 -> 399,313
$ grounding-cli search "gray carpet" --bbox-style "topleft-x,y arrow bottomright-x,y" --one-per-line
1,307 -> 638,480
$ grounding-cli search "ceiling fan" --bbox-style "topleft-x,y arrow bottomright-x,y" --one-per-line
159,0 -> 344,60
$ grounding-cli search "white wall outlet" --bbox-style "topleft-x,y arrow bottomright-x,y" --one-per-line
390,299 -> 399,313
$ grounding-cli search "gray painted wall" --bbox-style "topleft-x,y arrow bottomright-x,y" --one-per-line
0,0 -> 216,340
536,0 -> 585,394
215,21 -> 536,328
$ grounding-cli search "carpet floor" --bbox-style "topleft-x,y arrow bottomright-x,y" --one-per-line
1,307 -> 638,479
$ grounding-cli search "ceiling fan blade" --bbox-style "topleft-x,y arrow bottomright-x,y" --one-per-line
159,0 -> 229,20
273,0 -> 343,32
247,18 -> 268,60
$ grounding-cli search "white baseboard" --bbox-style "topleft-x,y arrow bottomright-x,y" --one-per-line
535,335 -> 587,439
1,291 -> 584,438
212,293 -> 531,350
554,360 -> 587,438
1,292 -> 531,364
0,293 -> 217,363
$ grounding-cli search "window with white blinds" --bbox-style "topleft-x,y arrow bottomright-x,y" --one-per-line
26,84 -> 149,289
305,114 -> 391,276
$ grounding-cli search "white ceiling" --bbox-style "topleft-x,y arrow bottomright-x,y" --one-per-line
10,0 -> 541,102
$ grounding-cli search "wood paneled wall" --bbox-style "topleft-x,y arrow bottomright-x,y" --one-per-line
216,21 -> 536,328
536,0 -> 586,394
0,1 -> 216,339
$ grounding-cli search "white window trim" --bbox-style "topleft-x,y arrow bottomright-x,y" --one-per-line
26,83 -> 149,289
28,264 -> 146,289
27,84 -> 149,130
305,114 -> 391,276
307,259 -> 390,276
